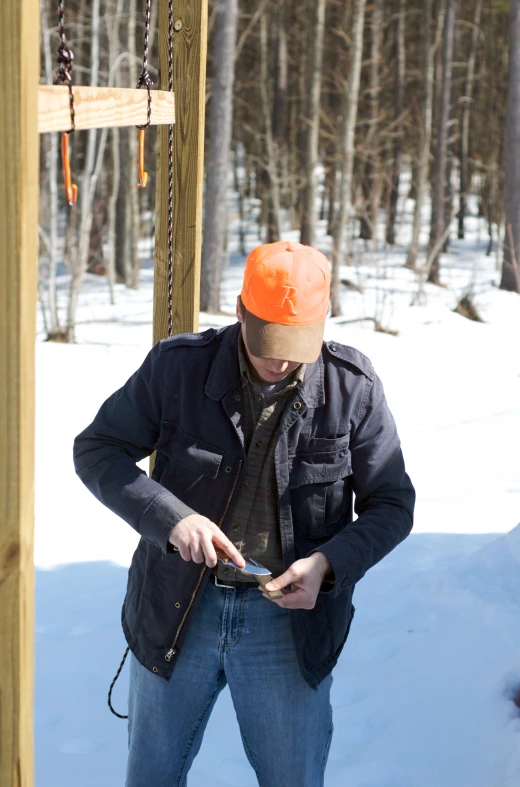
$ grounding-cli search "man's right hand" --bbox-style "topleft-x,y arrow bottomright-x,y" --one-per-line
168,514 -> 246,570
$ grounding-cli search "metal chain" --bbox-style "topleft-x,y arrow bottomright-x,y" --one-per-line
54,0 -> 75,134
136,0 -> 153,130
167,0 -> 174,337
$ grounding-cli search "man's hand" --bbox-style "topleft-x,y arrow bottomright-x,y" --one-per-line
169,514 -> 246,569
259,552 -> 333,609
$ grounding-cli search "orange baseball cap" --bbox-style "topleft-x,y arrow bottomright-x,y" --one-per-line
240,241 -> 330,364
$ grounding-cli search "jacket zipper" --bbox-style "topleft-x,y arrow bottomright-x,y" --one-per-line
165,459 -> 243,661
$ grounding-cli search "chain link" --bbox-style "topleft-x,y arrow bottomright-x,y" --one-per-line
54,0 -> 75,134
136,0 -> 153,130
167,0 -> 174,337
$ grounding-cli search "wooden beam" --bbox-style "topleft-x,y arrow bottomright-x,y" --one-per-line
153,0 -> 208,342
0,0 -> 39,783
38,85 -> 175,133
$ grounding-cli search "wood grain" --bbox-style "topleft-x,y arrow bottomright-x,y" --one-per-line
38,85 -> 175,133
0,0 -> 39,784
153,0 -> 208,343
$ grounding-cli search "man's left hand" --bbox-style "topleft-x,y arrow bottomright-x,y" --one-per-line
259,552 -> 333,609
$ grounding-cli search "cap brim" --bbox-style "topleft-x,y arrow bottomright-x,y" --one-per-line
245,312 -> 325,364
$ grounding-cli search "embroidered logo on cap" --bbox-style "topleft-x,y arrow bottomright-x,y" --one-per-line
273,286 -> 299,315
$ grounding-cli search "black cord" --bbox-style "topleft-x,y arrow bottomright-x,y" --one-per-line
136,0 -> 153,130
54,0 -> 75,134
107,646 -> 130,719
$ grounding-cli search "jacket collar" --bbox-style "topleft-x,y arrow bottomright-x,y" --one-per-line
205,322 -> 325,408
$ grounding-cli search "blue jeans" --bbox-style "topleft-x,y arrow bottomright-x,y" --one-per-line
126,579 -> 333,786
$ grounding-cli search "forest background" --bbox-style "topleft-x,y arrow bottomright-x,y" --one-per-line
38,0 -> 520,343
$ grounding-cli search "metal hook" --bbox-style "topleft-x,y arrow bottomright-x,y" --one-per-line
137,128 -> 148,188
61,132 -> 78,206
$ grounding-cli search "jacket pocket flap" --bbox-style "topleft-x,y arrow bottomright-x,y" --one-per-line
289,449 -> 352,488
155,421 -> 223,480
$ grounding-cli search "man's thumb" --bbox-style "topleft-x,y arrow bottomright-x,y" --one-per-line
265,567 -> 295,591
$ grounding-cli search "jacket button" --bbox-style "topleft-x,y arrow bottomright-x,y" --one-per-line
330,343 -> 337,352
256,440 -> 263,447
233,525 -> 240,532
175,602 -> 181,608
153,666 -> 159,673
293,401 -> 302,410
225,466 -> 232,473
235,394 -> 241,401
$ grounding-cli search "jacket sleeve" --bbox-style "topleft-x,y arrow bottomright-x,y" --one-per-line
310,372 -> 415,597
73,342 -> 196,554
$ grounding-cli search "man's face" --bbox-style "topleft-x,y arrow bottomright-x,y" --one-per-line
236,297 -> 301,383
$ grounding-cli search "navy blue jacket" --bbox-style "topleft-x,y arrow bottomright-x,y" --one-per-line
73,322 -> 415,688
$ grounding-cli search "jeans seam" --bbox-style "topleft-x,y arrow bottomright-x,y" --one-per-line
320,720 -> 334,786
175,674 -> 225,787
238,725 -> 263,785
225,587 -> 246,647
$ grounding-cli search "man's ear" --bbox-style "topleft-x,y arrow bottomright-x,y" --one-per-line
236,296 -> 243,323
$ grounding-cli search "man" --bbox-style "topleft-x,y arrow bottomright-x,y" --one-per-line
74,241 -> 415,787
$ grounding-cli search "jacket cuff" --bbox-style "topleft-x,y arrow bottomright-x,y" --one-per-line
140,489 -> 197,555
306,548 -> 337,595
307,541 -> 360,598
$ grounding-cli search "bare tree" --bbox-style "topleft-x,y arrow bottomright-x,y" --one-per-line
127,0 -> 142,290
40,0 -> 63,339
386,0 -> 406,246
359,0 -> 383,242
65,0 -> 110,341
259,9 -> 282,242
270,0 -> 288,228
406,0 -> 443,269
200,0 -> 239,312
331,0 -> 367,316
106,0 -> 125,305
458,0 -> 482,239
501,0 -> 520,293
427,0 -> 459,285
300,0 -> 326,247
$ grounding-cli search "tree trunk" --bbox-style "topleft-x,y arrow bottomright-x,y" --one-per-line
458,0 -> 482,239
127,0 -> 141,290
484,3 -> 499,257
115,129 -> 128,283
359,0 -> 383,242
324,1 -> 349,239
268,0 -> 287,236
427,0 -> 459,285
200,0 -> 239,312
107,0 -> 125,305
260,11 -> 282,242
65,0 -> 109,341
501,0 -> 520,292
406,0 -> 442,269
386,0 -> 406,246
41,0 -> 62,338
331,0 -> 367,316
443,9 -> 460,255
300,0 -> 326,247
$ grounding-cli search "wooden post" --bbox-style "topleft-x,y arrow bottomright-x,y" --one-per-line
153,0 -> 208,342
0,0 -> 39,784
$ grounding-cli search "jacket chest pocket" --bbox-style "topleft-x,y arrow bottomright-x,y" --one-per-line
153,420 -> 224,495
288,435 -> 352,538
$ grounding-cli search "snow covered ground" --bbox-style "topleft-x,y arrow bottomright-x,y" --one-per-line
35,194 -> 520,786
